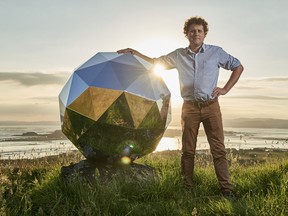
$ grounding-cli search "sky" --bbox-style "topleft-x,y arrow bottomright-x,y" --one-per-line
0,0 -> 288,123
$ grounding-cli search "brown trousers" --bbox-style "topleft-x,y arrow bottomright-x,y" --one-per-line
181,100 -> 233,192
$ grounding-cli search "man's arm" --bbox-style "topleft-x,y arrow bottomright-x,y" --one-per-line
212,64 -> 244,97
117,48 -> 154,64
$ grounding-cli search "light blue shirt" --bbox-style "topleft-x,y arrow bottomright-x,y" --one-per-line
154,44 -> 241,101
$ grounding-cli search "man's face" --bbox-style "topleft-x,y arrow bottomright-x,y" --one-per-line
187,24 -> 206,47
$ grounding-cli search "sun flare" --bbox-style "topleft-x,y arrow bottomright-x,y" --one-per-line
153,64 -> 166,78
152,65 -> 182,105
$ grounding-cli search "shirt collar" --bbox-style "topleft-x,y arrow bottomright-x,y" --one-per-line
186,44 -> 206,54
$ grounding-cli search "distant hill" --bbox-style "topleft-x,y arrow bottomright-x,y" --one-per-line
1,118 -> 287,129
224,118 -> 288,129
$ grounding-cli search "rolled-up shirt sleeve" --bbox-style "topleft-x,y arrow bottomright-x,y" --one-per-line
154,50 -> 179,70
218,48 -> 241,70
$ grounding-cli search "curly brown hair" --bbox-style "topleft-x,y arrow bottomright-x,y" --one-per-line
183,17 -> 209,36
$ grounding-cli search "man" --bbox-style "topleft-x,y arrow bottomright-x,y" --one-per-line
117,16 -> 244,199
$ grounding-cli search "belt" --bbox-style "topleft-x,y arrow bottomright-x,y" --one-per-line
184,99 -> 217,108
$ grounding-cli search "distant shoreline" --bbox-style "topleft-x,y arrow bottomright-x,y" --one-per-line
1,117 -> 288,129
1,128 -> 287,143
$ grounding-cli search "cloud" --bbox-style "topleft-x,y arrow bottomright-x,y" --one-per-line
28,96 -> 59,101
241,77 -> 288,82
219,76 -> 288,85
0,72 -> 70,86
225,95 -> 288,100
232,76 -> 288,89
0,103 -> 60,121
259,77 -> 288,82
219,76 -> 288,102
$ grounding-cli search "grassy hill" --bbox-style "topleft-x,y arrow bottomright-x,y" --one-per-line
1,150 -> 287,215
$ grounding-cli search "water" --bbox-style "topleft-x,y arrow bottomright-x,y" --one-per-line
0,125 -> 77,160
156,127 -> 288,152
0,125 -> 287,160
0,125 -> 59,139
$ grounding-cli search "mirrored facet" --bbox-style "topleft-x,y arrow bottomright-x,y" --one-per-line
68,88 -> 95,120
112,54 -> 151,70
67,73 -> 89,106
75,62 -> 106,85
90,87 -> 122,121
125,73 -> 156,99
59,75 -> 73,106
156,94 -> 171,127
124,92 -> 154,128
88,62 -> 123,90
76,53 -> 109,70
59,52 -> 171,161
110,62 -> 143,90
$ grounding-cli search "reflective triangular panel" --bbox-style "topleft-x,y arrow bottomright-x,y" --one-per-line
112,54 -> 149,70
99,52 -> 119,61
124,92 -> 155,129
66,108 -> 96,141
156,94 -> 171,128
75,62 -> 107,85
125,73 -> 155,100
88,62 -> 123,90
89,87 -> 123,121
59,75 -> 73,106
134,55 -> 153,70
66,73 -> 89,106
98,93 -> 135,128
67,88 -> 95,120
148,73 -> 171,100
61,110 -> 77,144
59,99 -> 66,122
76,53 -> 110,70
110,61 -> 143,90
138,103 -> 165,129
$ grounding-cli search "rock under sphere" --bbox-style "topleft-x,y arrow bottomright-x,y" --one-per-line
59,52 -> 171,161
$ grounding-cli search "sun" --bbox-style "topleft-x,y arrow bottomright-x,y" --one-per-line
153,64 -> 166,78
152,65 -> 182,105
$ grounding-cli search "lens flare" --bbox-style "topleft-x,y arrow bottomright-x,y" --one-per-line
122,146 -> 131,156
121,156 -> 131,164
153,64 -> 165,77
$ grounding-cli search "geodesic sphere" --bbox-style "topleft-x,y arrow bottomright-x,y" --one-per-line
59,52 -> 171,161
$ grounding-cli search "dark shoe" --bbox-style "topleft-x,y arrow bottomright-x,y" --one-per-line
183,178 -> 193,189
183,182 -> 193,189
222,191 -> 236,201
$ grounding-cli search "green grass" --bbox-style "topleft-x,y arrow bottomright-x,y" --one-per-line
0,150 -> 287,215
